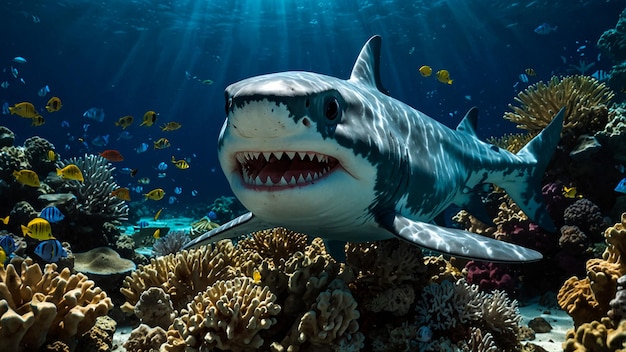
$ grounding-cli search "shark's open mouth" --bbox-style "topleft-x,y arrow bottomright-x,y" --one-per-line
236,151 -> 339,187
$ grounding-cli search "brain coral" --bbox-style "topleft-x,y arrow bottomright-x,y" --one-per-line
0,258 -> 112,351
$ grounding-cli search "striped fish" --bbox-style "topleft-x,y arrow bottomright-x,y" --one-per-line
0,235 -> 15,254
21,218 -> 53,240
34,239 -> 67,262
39,206 -> 65,223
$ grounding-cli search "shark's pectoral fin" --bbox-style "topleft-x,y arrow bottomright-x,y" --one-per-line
378,213 -> 543,263
453,188 -> 495,226
183,212 -> 274,249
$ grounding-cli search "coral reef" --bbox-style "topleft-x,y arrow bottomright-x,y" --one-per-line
54,154 -> 128,250
163,277 -> 281,351
134,287 -> 176,329
558,213 -> 626,327
464,261 -> 515,293
596,104 -> 626,161
152,229 -> 191,257
0,258 -> 113,351
503,75 -> 614,136
123,324 -> 168,352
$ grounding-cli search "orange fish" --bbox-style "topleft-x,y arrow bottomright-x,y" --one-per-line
110,187 -> 131,201
99,150 -> 124,162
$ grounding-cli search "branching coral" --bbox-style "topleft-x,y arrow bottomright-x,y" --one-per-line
56,154 -> 128,224
164,277 -> 281,352
0,258 -> 112,351
486,132 -> 536,154
503,75 -> 614,134
120,241 -> 239,312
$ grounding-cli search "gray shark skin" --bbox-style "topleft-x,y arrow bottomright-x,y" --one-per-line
184,35 -> 564,263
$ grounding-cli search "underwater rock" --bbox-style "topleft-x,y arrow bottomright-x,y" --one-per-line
528,317 -> 552,333
73,247 -> 136,275
597,7 -> 626,63
134,287 -> 176,329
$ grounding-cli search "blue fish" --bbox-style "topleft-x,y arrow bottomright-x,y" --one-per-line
534,23 -> 557,35
39,206 -> 65,223
0,235 -> 16,254
207,211 -> 217,220
91,135 -> 110,147
117,131 -> 133,140
135,143 -> 149,153
38,85 -> 50,97
61,120 -> 70,128
157,162 -> 168,171
191,190 -> 198,196
12,56 -> 27,64
34,240 -> 67,262
615,178 -> 626,194
138,220 -> 149,228
168,196 -> 177,204
2,102 -> 9,115
174,186 -> 182,194
83,107 -> 105,122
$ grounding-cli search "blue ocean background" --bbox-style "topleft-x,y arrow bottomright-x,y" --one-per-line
0,0 -> 624,212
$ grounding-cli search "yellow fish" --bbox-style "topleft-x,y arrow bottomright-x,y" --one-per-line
563,186 -> 582,199
13,170 -> 40,187
21,217 -> 54,240
31,115 -> 45,126
0,248 -> 5,267
161,122 -> 182,131
153,229 -> 161,239
525,68 -> 536,76
0,215 -> 9,225
436,69 -> 453,85
171,156 -> 189,169
115,115 -> 134,129
154,208 -> 163,221
47,150 -> 57,161
9,102 -> 38,118
154,138 -> 171,149
140,110 -> 158,127
252,270 -> 262,284
45,97 -> 62,112
57,164 -> 84,182
419,65 -> 432,77
144,188 -> 165,201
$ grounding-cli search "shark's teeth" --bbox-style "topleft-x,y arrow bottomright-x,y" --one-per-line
236,150 -> 339,187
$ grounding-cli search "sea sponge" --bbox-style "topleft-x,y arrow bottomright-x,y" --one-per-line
503,75 -> 614,134
163,277 -> 281,351
0,258 -> 112,351
123,324 -> 168,352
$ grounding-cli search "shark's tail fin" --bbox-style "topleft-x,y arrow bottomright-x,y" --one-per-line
502,107 -> 565,232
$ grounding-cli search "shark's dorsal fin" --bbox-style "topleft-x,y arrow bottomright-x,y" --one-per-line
349,35 -> 389,95
456,107 -> 479,137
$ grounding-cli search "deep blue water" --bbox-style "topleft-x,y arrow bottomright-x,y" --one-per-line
0,0 -> 624,212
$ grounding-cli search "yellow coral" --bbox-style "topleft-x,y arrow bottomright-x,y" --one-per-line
504,75 -> 614,133
486,132 -> 537,154
0,258 -> 112,352
558,213 -> 626,327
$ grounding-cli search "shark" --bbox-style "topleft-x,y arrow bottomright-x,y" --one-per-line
184,35 -> 564,263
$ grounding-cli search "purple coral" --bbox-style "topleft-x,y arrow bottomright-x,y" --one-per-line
563,198 -> 608,241
152,230 -> 190,257
464,261 -> 514,294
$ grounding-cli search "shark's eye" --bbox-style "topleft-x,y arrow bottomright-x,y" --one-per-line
324,97 -> 340,120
